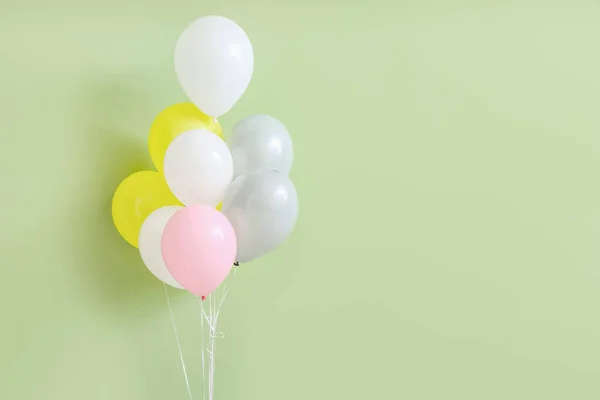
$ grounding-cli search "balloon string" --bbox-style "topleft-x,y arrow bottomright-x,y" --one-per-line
199,264 -> 237,400
164,284 -> 194,400
210,291 -> 216,399
199,297 -> 206,400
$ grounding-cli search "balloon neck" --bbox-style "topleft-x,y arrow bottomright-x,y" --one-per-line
212,117 -> 217,124
233,261 -> 239,266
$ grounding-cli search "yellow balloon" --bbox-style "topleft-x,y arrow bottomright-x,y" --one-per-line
112,171 -> 181,248
148,103 -> 223,171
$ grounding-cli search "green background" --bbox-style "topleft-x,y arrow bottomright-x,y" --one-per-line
2,0 -> 600,398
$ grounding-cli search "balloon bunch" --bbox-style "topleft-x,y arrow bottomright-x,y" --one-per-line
112,16 -> 298,299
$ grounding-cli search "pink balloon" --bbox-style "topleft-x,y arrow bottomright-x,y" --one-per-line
161,205 -> 237,297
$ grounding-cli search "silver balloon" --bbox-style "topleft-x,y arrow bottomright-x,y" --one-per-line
229,114 -> 294,179
221,169 -> 298,262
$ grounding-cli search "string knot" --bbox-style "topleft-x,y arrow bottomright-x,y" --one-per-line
210,332 -> 226,339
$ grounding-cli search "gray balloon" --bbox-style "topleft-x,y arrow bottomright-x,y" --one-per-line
229,114 -> 294,179
221,169 -> 298,263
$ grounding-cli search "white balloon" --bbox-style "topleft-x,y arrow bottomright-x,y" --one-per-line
221,169 -> 298,263
164,130 -> 233,206
175,16 -> 254,117
139,206 -> 183,288
229,115 -> 294,179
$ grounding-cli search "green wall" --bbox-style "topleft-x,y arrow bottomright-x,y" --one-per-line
2,1 -> 600,399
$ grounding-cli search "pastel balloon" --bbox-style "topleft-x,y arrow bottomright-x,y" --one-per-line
161,205 -> 237,296
163,130 -> 233,207
229,114 -> 293,179
175,16 -> 254,117
112,171 -> 181,248
221,169 -> 298,263
138,206 -> 183,288
148,103 -> 222,171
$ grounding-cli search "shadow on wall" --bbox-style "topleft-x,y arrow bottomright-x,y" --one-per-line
69,74 -> 187,318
